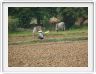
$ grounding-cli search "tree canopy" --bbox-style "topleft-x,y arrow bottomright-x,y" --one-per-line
8,7 -> 88,31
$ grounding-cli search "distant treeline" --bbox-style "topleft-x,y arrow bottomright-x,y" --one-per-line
8,7 -> 88,32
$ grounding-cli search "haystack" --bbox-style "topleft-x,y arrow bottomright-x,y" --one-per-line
49,17 -> 60,24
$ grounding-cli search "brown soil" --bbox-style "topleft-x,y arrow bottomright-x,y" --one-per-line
8,35 -> 65,43
8,41 -> 88,67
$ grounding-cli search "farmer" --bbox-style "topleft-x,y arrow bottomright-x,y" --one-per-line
38,31 -> 45,40
38,30 -> 49,40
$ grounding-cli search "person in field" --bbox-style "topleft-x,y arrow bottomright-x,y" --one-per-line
38,31 -> 44,40
38,30 -> 49,40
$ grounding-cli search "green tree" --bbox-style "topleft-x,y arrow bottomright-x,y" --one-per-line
8,7 -> 88,31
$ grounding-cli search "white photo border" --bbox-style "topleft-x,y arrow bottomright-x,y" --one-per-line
94,0 -> 96,72
2,0 -> 94,3
2,1 -> 94,73
0,1 -> 2,72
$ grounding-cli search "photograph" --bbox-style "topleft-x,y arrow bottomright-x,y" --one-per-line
8,7 -> 88,67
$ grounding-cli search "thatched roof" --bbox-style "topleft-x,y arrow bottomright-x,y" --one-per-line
49,17 -> 60,24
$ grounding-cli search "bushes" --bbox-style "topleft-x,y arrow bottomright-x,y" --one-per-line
8,16 -> 19,32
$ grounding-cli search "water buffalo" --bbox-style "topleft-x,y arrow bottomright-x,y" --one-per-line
56,22 -> 65,32
32,26 -> 42,39
32,26 -> 42,33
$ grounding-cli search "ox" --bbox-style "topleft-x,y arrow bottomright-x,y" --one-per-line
32,26 -> 42,39
32,26 -> 42,33
56,22 -> 66,32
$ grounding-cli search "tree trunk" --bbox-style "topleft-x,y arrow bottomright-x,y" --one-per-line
80,17 -> 87,26
37,16 -> 41,25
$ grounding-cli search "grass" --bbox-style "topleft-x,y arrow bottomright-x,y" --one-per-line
8,27 -> 88,45
9,28 -> 87,36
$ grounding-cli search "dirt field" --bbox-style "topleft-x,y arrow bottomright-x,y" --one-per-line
8,35 -> 64,43
8,40 -> 88,67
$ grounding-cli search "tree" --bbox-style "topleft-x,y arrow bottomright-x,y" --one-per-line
8,7 -> 88,30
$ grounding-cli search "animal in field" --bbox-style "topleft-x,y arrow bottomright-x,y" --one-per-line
55,22 -> 65,32
32,26 -> 42,33
49,17 -> 65,32
32,26 -> 42,39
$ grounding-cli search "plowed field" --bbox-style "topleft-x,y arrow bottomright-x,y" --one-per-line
8,40 -> 88,67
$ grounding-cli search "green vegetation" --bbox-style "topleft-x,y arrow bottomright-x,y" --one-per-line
8,7 -> 88,32
9,25 -> 87,36
9,27 -> 88,45
8,7 -> 88,45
